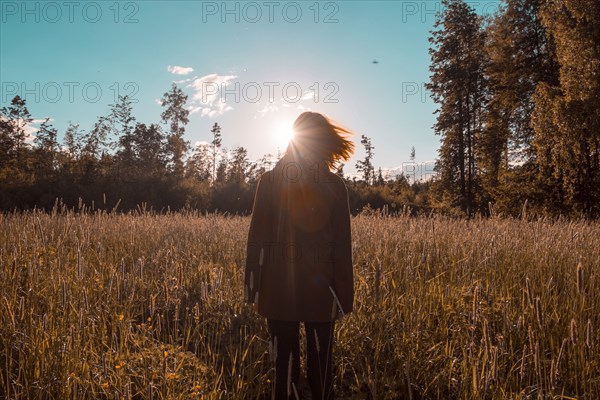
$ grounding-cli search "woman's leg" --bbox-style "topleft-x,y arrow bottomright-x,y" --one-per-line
267,319 -> 301,399
305,320 -> 335,400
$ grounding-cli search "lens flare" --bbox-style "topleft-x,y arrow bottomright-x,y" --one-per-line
270,118 -> 295,151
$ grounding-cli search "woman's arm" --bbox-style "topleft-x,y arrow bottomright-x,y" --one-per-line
332,179 -> 354,315
244,171 -> 272,305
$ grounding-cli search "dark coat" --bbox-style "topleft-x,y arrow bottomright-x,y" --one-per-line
244,154 -> 354,322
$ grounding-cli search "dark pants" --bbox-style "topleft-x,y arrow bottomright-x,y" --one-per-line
267,319 -> 335,400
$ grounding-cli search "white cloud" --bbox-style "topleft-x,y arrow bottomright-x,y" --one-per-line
188,74 -> 237,104
257,104 -> 279,117
301,91 -> 315,101
173,75 -> 198,84
187,105 -> 203,114
167,65 -> 194,75
185,73 -> 238,118
217,102 -> 233,113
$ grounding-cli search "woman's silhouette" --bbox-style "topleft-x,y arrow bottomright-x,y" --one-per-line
245,112 -> 355,399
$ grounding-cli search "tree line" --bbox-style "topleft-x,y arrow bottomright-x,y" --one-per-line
0,85 -> 426,215
428,0 -> 599,217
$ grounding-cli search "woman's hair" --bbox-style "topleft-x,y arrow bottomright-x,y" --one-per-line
286,111 -> 355,170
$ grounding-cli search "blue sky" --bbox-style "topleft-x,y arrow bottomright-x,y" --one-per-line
1,0 -> 501,177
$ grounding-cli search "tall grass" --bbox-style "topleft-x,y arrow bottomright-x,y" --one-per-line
1,208 -> 598,399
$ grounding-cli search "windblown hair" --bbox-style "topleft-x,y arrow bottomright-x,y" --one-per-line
286,112 -> 355,170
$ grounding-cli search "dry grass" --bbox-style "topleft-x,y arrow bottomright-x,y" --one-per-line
1,208 -> 598,399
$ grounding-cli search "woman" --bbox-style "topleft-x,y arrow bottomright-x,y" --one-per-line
245,111 -> 355,399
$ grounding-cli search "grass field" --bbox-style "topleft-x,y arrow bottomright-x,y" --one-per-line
1,209 -> 598,399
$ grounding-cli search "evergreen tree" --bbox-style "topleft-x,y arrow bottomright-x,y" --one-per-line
427,0 -> 487,215
61,122 -> 85,179
215,148 -> 228,183
161,84 -> 190,179
210,123 -> 222,183
110,95 -> 136,162
132,123 -> 167,179
63,122 -> 83,159
83,116 -> 110,159
356,134 -> 375,184
228,146 -> 250,184
34,118 -> 59,180
0,96 -> 33,178
376,167 -> 385,186
186,142 -> 212,181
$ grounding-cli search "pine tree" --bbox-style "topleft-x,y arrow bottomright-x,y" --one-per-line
34,118 -> 59,180
427,0 -> 487,215
228,146 -> 249,184
63,123 -> 83,159
210,123 -> 222,184
82,116 -> 111,159
0,96 -> 33,178
376,167 -> 385,185
215,148 -> 228,183
110,96 -> 136,154
61,122 -> 85,178
186,142 -> 212,181
132,123 -> 167,179
161,84 -> 190,179
356,134 -> 375,184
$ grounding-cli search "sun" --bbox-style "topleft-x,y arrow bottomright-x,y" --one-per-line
270,118 -> 295,151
